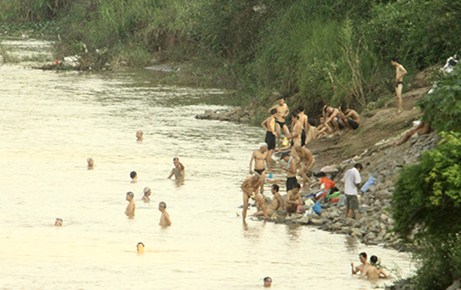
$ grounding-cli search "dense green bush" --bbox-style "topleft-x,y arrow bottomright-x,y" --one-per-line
366,0 -> 461,68
393,132 -> 461,289
419,66 -> 461,132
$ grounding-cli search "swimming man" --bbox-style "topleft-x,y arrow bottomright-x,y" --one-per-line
158,201 -> 172,227
167,157 -> 185,179
125,191 -> 135,219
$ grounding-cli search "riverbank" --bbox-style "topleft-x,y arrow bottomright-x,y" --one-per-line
241,86 -> 436,252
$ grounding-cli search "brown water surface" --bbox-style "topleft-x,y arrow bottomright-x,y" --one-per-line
0,39 -> 413,289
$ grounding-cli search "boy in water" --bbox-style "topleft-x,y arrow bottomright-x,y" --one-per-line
142,187 -> 151,202
360,255 -> 388,280
136,130 -> 143,142
167,157 -> 185,179
130,171 -> 138,183
54,218 -> 63,226
263,276 -> 272,288
125,191 -> 135,219
351,252 -> 368,275
87,158 -> 94,170
136,242 -> 145,255
158,201 -> 172,227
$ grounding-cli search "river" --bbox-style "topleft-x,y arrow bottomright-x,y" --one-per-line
0,39 -> 414,289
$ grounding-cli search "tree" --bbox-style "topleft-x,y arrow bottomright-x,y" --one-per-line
392,132 -> 461,289
419,66 -> 461,133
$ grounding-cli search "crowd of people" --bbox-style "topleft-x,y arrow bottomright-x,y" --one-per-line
55,131 -> 184,254
241,94 -> 364,223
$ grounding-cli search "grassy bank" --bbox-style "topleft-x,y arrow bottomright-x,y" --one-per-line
2,1 -> 460,118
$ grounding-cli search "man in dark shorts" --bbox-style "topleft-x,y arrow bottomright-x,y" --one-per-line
269,96 -> 291,148
261,108 -> 277,165
344,163 -> 363,218
285,152 -> 298,192
340,106 -> 361,131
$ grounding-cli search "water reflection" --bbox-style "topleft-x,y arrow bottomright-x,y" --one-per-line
345,235 -> 360,253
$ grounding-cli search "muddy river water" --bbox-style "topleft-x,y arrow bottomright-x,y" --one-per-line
0,39 -> 414,289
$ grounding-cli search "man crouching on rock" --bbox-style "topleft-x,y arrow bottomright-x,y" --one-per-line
344,163 -> 363,219
241,173 -> 267,222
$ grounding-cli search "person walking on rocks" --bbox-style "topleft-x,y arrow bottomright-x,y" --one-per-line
391,58 -> 407,114
344,163 -> 363,219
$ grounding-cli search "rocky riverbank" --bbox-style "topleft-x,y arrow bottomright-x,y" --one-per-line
256,130 -> 438,251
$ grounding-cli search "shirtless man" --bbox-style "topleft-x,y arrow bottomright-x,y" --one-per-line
241,173 -> 267,221
167,157 -> 185,179
136,130 -> 143,142
87,158 -> 94,170
125,191 -> 135,219
322,106 -> 342,133
294,145 -> 315,188
270,96 -> 291,147
249,143 -> 269,176
253,184 -> 284,218
351,252 -> 368,275
394,121 -> 431,146
142,186 -> 151,202
297,107 -> 310,146
360,255 -> 388,280
285,152 -> 298,192
261,108 -> 277,165
340,106 -> 361,131
391,58 -> 407,114
290,112 -> 303,147
285,183 -> 302,215
158,201 -> 172,227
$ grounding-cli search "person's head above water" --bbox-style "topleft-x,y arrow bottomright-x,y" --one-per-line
370,255 -> 378,265
136,130 -> 143,141
136,242 -> 145,254
159,201 -> 167,210
130,171 -> 137,181
143,187 -> 151,196
126,191 -> 134,201
359,252 -> 367,263
54,218 -> 63,226
263,276 -> 272,287
87,158 -> 94,168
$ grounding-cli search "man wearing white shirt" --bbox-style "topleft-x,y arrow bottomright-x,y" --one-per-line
344,163 -> 363,218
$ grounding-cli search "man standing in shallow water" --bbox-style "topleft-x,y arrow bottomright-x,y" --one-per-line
167,157 -> 185,179
158,201 -> 172,227
391,58 -> 407,114
125,191 -> 135,219
241,173 -> 267,222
